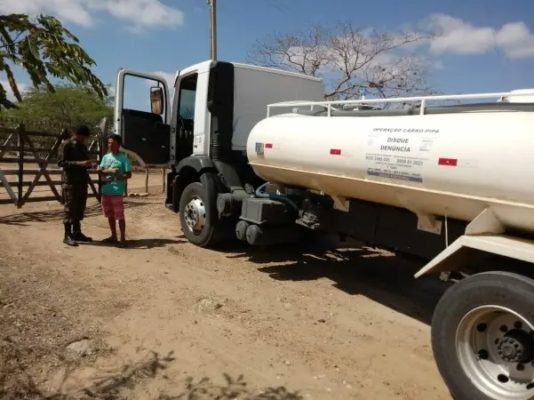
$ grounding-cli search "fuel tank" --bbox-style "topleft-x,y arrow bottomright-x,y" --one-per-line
246,106 -> 534,233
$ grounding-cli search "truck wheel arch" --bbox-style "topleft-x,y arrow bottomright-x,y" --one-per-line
172,156 -> 217,210
176,156 -> 216,174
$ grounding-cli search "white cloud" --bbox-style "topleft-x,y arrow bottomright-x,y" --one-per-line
0,0 -> 91,26
496,22 -> 534,58
428,14 -> 494,55
91,0 -> 185,31
0,0 -> 184,30
427,14 -> 534,59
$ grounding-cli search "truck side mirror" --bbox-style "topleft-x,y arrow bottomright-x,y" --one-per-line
150,86 -> 164,115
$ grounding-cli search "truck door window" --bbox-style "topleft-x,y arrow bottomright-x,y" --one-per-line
118,73 -> 170,165
176,74 -> 197,160
124,75 -> 165,117
178,74 -> 197,121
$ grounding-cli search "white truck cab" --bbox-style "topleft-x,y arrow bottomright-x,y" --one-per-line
114,60 -> 323,166
114,61 -> 323,246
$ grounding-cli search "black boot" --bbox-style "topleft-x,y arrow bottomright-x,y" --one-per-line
63,223 -> 78,247
72,220 -> 93,242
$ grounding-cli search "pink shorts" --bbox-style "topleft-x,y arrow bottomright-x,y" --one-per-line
101,195 -> 125,220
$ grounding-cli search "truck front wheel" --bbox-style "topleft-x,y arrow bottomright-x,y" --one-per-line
179,173 -> 221,247
432,271 -> 534,400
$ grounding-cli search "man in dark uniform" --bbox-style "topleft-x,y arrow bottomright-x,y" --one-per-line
58,125 -> 94,246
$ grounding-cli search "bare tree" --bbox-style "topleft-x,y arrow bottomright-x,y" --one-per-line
248,23 -> 430,100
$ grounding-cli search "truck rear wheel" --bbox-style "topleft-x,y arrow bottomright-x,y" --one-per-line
179,173 -> 222,247
432,272 -> 534,400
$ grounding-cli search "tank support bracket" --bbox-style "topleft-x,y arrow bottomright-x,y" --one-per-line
332,196 -> 349,212
417,213 -> 443,235
465,208 -> 504,235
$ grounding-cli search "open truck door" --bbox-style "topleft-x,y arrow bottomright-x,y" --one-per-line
114,69 -> 172,165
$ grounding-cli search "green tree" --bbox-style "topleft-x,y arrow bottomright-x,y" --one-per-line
0,14 -> 106,109
0,85 -> 112,131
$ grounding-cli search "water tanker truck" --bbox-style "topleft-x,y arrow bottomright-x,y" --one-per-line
114,61 -> 534,400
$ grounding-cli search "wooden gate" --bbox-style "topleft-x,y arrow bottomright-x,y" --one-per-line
0,124 -> 102,207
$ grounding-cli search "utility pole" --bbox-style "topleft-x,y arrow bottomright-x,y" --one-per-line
208,0 -> 217,60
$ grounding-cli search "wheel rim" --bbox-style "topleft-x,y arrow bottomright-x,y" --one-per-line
456,305 -> 534,399
183,196 -> 206,234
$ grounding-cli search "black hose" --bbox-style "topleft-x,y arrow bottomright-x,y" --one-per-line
255,183 -> 299,211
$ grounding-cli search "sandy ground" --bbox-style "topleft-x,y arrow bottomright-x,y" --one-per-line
0,173 -> 452,399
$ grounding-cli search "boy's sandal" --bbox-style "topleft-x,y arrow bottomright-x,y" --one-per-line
102,236 -> 118,243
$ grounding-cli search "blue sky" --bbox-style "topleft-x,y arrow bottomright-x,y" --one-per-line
2,0 -> 534,98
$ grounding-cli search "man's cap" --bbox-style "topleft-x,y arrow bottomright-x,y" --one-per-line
76,125 -> 91,137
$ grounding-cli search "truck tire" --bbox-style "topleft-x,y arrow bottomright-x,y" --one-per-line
179,173 -> 221,247
432,272 -> 534,400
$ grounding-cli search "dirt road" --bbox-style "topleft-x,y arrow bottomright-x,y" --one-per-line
0,187 -> 452,399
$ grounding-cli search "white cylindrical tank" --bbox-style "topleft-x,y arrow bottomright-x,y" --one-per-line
247,109 -> 534,233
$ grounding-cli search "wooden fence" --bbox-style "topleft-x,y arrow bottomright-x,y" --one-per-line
0,124 -> 102,207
